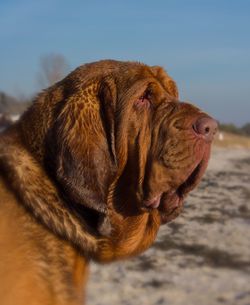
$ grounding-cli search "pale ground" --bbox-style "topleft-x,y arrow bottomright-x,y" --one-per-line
87,147 -> 250,305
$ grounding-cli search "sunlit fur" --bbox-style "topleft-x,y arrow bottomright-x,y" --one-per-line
0,60 -> 213,304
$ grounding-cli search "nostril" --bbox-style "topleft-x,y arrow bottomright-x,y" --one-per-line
193,116 -> 218,141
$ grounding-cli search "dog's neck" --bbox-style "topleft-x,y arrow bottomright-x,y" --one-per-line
0,125 -> 98,255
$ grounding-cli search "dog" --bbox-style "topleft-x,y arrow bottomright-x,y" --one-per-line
0,60 -> 217,305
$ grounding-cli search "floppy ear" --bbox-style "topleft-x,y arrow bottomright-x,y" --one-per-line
151,66 -> 179,98
0,132 -> 98,253
99,77 -> 117,164
45,78 -> 118,219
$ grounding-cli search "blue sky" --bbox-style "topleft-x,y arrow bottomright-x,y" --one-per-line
0,0 -> 249,125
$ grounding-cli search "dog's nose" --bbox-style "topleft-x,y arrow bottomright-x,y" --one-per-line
193,116 -> 218,142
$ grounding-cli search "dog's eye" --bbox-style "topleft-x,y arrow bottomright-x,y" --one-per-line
135,89 -> 152,109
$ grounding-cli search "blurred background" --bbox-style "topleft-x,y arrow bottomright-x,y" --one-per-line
0,1 -> 249,304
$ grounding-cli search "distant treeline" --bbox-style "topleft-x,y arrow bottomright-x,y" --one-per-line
219,123 -> 250,137
0,54 -> 69,117
0,91 -> 31,115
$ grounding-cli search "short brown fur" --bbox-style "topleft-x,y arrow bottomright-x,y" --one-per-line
0,60 -> 214,304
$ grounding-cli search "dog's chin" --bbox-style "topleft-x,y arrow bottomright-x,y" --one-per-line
143,148 -> 211,224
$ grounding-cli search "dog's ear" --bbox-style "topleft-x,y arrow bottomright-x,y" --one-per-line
99,77 -> 117,164
0,131 -> 98,252
151,66 -> 179,98
45,77 -> 118,218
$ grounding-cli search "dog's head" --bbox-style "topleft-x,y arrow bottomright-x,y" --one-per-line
18,60 -> 217,259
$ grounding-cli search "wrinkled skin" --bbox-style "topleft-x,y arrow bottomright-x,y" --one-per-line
0,60 -> 216,304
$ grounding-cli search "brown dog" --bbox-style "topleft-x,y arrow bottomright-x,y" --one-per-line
0,60 -> 217,305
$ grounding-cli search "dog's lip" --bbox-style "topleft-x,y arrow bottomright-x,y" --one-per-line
143,196 -> 161,209
143,155 -> 209,222
143,189 -> 182,212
